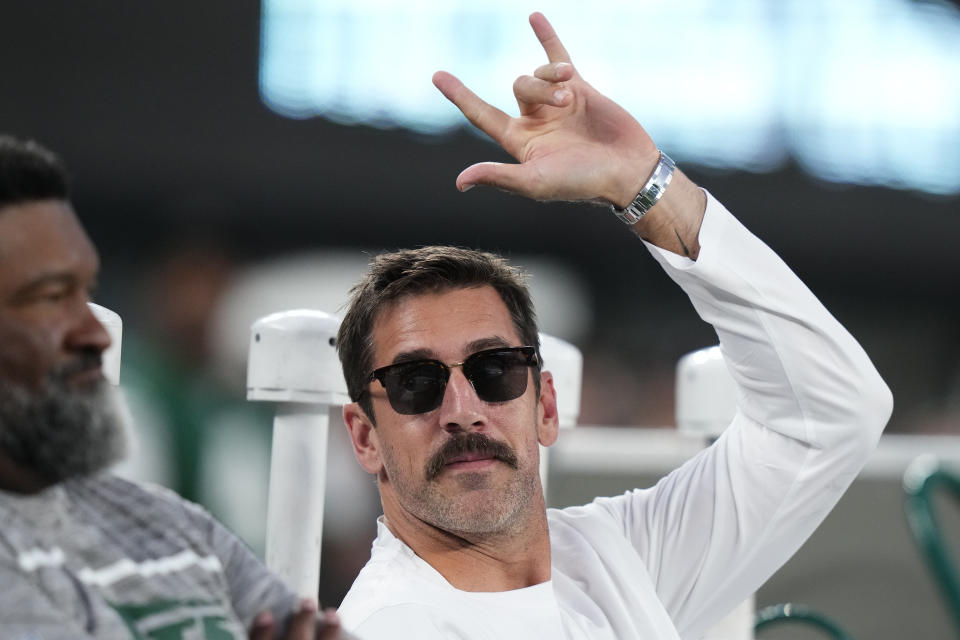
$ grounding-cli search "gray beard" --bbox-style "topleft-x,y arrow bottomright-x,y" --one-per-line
0,372 -> 129,484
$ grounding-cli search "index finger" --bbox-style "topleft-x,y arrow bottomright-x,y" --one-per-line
529,12 -> 571,64
432,70 -> 512,147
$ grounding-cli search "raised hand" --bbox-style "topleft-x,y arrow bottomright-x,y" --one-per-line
432,12 -> 659,208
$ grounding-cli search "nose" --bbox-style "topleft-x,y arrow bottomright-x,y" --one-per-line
436,367 -> 486,433
66,301 -> 112,355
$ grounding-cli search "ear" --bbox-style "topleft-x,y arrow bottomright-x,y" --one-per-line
343,402 -> 383,475
536,371 -> 560,447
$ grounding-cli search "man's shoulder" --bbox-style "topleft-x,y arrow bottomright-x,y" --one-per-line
546,498 -> 628,535
67,472 -> 181,503
340,561 -> 506,640
64,473 -> 212,526
546,498 -> 657,575
339,526 -> 456,632
339,546 -> 432,621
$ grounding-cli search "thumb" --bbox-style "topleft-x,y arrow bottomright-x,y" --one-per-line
456,162 -> 533,196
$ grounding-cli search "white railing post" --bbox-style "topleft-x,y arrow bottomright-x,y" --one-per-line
247,310 -> 349,598
89,303 -> 122,386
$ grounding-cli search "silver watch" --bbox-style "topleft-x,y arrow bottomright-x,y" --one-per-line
610,151 -> 676,225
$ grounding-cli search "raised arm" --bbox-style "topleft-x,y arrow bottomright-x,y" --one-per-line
435,14 -> 893,637
432,11 -> 705,258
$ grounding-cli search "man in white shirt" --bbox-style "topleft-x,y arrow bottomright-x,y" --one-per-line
335,13 -> 892,639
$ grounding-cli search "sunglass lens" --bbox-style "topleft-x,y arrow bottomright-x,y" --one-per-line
465,350 -> 530,403
382,361 -> 448,414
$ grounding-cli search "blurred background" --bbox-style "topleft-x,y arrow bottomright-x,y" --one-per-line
3,0 -> 959,637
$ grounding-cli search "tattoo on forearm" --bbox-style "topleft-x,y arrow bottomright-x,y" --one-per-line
674,229 -> 691,258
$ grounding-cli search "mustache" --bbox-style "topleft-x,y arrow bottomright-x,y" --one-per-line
51,350 -> 104,383
425,432 -> 519,481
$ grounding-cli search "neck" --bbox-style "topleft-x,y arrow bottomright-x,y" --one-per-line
381,489 -> 552,592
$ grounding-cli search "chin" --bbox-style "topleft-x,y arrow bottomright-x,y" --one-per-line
430,482 -> 534,536
0,376 -> 130,483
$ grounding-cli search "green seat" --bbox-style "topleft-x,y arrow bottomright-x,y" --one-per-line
904,455 -> 960,636
754,603 -> 853,639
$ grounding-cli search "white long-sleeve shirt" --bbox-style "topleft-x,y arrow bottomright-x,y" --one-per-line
338,192 -> 893,640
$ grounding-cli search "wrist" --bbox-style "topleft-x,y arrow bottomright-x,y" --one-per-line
609,151 -> 661,209
631,170 -> 706,260
610,151 -> 675,225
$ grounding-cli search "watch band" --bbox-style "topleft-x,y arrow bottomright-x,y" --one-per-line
610,151 -> 676,225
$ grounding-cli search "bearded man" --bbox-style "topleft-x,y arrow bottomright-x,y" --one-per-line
0,135 -> 345,640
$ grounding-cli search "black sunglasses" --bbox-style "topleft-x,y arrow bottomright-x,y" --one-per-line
366,346 -> 539,415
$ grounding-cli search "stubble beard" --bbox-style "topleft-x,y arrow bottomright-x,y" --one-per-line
384,431 -> 540,537
0,366 -> 129,484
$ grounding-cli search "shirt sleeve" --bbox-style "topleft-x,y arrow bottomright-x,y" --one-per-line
592,191 -> 893,639
178,496 -> 301,631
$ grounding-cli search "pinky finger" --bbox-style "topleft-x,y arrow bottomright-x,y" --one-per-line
529,12 -> 572,64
